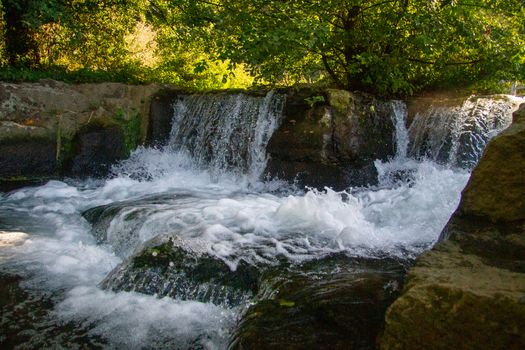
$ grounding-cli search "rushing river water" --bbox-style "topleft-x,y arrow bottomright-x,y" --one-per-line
0,93 -> 521,349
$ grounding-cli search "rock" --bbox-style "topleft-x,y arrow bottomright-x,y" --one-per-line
84,193 -> 262,307
82,193 -> 189,256
0,272 -> 108,348
231,255 -> 407,350
0,121 -> 57,189
67,124 -> 125,177
147,89 -> 180,146
0,135 -> 56,179
381,103 -> 525,350
100,237 -> 261,307
458,104 -> 525,222
0,81 -> 162,184
265,89 -> 397,190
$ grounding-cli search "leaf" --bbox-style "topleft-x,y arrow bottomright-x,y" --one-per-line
279,299 -> 295,308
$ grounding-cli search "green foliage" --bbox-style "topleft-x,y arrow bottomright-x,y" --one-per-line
0,0 -> 523,94
0,0 -> 253,89
305,95 -> 326,108
0,65 -> 147,84
168,0 -> 525,94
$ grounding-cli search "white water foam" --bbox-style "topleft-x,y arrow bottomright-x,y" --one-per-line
0,146 -> 470,348
56,286 -> 235,349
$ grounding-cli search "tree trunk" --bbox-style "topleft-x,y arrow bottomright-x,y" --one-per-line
3,1 -> 40,67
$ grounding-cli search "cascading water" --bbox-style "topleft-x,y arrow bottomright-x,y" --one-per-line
390,100 -> 410,160
408,95 -> 519,169
0,92 -> 521,349
168,91 -> 285,180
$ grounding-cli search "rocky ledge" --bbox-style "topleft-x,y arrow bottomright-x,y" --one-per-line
380,103 -> 525,349
265,89 -> 398,189
0,80 -> 162,189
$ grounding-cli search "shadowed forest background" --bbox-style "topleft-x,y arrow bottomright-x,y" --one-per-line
0,0 -> 524,94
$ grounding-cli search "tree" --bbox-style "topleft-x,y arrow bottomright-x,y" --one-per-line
168,0 -> 525,94
0,0 -> 148,69
2,0 -> 50,66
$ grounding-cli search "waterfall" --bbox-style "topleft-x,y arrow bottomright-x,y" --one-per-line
168,91 -> 285,180
407,95 -> 520,169
390,100 -> 409,160
2,90 -> 521,349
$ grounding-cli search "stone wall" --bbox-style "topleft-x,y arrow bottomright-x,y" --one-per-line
0,80 -> 162,189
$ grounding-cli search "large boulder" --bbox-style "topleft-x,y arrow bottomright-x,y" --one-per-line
380,103 -> 525,350
265,89 -> 398,189
231,255 -> 407,350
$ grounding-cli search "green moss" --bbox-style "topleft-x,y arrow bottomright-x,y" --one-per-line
109,107 -> 143,156
326,89 -> 352,114
120,112 -> 142,156
304,95 -> 325,108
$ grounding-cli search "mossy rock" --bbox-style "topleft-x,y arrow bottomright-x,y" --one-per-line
458,104 -> 525,222
100,237 -> 261,307
0,81 -> 163,180
265,89 -> 396,189
326,89 -> 353,114
381,242 -> 525,350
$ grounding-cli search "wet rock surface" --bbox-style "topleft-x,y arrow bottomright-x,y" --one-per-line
265,89 -> 397,190
231,255 -> 408,350
101,238 -> 261,307
147,89 -> 180,146
381,103 -> 525,350
0,273 -> 107,349
67,125 -> 126,177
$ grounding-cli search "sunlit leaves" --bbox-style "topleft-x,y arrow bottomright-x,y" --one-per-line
166,0 -> 524,94
1,0 -> 523,92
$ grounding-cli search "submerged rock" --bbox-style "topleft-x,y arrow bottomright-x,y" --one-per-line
82,193 -> 190,256
230,255 -> 407,350
0,273 -> 108,348
100,237 -> 260,307
381,103 -> 525,350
